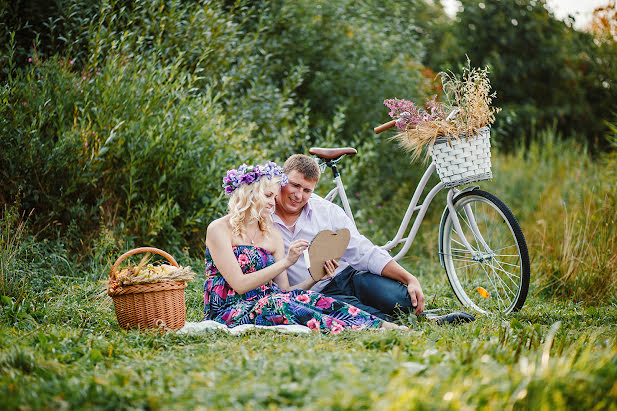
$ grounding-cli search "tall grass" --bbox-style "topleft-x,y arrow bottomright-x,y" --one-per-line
0,203 -> 30,302
498,133 -> 617,304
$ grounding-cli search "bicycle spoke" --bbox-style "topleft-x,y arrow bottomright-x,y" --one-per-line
486,262 -> 517,298
480,265 -> 505,311
480,263 -> 507,311
448,247 -> 477,256
448,256 -> 479,264
450,237 -> 471,251
450,261 -> 481,270
450,246 -> 474,253
491,258 -> 521,285
492,244 -> 518,253
495,260 -> 521,268
465,203 -> 484,252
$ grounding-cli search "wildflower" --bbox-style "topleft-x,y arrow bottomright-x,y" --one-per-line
28,57 -> 32,63
69,60 -> 74,65
369,219 -> 373,224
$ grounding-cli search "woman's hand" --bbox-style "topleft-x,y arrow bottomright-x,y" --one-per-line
285,239 -> 309,267
321,259 -> 339,280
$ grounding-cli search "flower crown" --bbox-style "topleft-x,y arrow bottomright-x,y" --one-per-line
222,161 -> 288,195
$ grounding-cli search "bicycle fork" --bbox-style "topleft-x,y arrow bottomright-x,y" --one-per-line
446,189 -> 494,261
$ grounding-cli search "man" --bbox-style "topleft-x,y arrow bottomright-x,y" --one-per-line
273,154 -> 425,320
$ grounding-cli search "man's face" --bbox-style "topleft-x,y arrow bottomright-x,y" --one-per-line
276,170 -> 317,216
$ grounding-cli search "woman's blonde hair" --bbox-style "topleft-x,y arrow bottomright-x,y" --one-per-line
228,176 -> 283,239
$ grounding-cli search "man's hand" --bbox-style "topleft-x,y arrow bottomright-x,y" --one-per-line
407,277 -> 425,315
381,260 -> 425,315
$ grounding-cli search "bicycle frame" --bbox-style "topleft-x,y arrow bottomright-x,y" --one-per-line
323,162 -> 489,262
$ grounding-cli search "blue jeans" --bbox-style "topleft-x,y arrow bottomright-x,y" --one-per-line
320,266 -> 413,321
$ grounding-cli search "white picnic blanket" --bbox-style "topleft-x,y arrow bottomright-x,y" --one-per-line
178,320 -> 312,335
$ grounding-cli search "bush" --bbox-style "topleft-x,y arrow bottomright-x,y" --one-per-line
1,0 -> 315,256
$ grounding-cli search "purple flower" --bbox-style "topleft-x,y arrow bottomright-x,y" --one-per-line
384,96 -> 447,131
241,172 -> 256,184
222,161 -> 287,195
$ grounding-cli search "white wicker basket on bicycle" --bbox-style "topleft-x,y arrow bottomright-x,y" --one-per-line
428,126 -> 492,188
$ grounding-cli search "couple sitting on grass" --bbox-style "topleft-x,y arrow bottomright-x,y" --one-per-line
203,154 -> 425,333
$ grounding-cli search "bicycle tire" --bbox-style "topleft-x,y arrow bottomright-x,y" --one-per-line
439,189 -> 530,315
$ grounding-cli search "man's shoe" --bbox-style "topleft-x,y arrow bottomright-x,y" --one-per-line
420,309 -> 475,325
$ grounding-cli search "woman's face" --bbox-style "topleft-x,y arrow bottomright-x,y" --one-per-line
261,182 -> 279,217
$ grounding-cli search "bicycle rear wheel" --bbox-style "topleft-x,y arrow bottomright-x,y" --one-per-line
439,189 -> 530,315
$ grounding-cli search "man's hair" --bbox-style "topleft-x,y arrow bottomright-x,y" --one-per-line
283,154 -> 321,181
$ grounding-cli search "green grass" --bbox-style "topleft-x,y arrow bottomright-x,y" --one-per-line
1,270 -> 616,410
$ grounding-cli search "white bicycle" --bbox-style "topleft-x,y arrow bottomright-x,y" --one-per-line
308,120 -> 530,315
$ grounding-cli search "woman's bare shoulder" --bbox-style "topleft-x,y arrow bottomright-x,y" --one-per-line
206,216 -> 232,244
208,215 -> 230,231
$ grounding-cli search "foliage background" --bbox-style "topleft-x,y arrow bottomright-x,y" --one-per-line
2,0 -> 616,257
1,0 -> 617,408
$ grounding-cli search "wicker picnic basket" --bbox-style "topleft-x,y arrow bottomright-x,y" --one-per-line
428,126 -> 492,188
108,247 -> 187,331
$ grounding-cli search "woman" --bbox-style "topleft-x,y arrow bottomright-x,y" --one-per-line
204,161 -> 404,333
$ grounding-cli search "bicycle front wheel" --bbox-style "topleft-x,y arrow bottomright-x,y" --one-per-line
439,189 -> 530,315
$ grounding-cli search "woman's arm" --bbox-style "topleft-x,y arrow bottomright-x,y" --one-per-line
272,232 -> 339,291
272,230 -> 315,291
282,259 -> 339,291
207,222 -> 307,295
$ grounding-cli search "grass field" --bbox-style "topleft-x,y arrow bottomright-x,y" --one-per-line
1,263 -> 617,410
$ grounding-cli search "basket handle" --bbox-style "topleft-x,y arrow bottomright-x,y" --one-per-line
110,247 -> 179,281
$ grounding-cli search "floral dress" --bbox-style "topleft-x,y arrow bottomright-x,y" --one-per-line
203,245 -> 383,334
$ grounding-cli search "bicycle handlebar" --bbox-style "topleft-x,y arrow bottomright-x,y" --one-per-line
374,120 -> 396,134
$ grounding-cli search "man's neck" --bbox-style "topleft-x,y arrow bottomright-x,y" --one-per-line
274,208 -> 302,227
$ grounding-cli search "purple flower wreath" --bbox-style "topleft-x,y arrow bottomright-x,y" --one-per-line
222,162 -> 288,195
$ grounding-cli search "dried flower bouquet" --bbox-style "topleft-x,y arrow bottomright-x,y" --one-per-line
385,61 -> 501,160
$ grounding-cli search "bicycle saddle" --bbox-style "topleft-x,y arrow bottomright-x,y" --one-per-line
309,147 -> 357,160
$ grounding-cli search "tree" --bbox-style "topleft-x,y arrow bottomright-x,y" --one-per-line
446,0 -> 616,149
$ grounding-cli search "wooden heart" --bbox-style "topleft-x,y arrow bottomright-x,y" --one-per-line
308,228 -> 350,281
